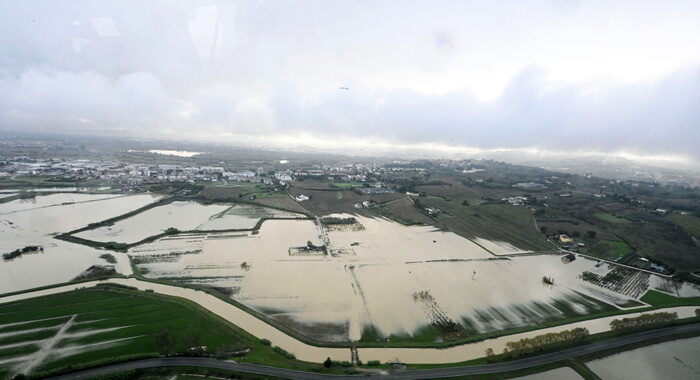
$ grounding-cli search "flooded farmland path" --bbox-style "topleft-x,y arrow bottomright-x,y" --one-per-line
1,278 -> 697,364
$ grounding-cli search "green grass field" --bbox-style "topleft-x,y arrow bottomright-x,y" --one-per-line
640,290 -> 700,307
0,286 -> 324,379
0,287 -> 247,378
595,213 -> 630,224
667,214 -> 700,237
601,240 -> 632,258
590,239 -> 633,260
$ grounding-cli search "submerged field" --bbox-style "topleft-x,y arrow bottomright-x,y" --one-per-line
0,287 -> 252,379
0,193 -> 162,293
126,213 -> 697,345
75,201 -> 303,244
586,336 -> 700,380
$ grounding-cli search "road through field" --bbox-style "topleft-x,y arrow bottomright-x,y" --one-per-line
1,278 -> 697,364
44,324 -> 700,380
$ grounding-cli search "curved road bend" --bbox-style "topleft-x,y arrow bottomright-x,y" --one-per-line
48,323 -> 700,380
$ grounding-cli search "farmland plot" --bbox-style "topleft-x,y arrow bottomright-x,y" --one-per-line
0,288 -> 249,379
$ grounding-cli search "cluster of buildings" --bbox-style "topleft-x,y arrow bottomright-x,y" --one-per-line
353,200 -> 378,209
0,157 -> 291,187
0,156 -> 401,191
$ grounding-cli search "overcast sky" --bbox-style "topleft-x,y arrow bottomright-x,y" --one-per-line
1,1 -> 700,164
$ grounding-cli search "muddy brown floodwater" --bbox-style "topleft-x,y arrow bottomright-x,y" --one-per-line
1,278 -> 697,364
0,193 -> 161,293
586,336 -> 700,380
128,214 -> 700,346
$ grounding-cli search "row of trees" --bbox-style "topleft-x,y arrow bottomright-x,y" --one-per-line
320,217 -> 358,225
2,245 -> 42,260
321,357 -> 381,368
609,311 -> 678,332
501,327 -> 589,357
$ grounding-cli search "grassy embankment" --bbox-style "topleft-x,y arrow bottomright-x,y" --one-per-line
640,289 -> 700,307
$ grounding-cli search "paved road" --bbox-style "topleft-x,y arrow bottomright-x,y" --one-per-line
48,323 -> 700,380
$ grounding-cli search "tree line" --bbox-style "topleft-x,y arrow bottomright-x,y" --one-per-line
609,311 -> 678,333
501,327 -> 589,357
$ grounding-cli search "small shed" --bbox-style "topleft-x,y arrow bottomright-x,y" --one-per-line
561,253 -> 576,264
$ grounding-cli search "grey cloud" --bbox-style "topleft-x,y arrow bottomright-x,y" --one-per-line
1,1 -> 699,162
270,67 -> 700,158
1,64 -> 699,160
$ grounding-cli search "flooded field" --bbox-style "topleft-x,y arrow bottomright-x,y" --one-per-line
0,193 -> 161,293
0,193 -> 123,214
587,336 -> 700,380
75,202 -> 303,244
514,367 -> 582,379
650,275 -> 700,297
127,214 -> 686,343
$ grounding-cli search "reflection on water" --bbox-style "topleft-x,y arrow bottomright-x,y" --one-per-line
588,336 -> 700,380
513,366 -> 582,379
3,277 -> 697,364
